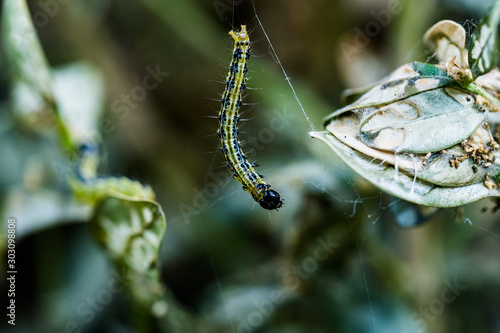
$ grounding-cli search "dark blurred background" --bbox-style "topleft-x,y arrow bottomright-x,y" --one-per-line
1,0 -> 500,332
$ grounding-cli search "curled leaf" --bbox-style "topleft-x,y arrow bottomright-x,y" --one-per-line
327,114 -> 498,188
424,20 -> 468,67
319,15 -> 500,207
311,131 -> 500,207
357,87 -> 486,153
325,62 -> 457,123
90,197 -> 166,281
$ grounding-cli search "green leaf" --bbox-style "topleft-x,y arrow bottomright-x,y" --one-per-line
2,0 -> 54,103
411,61 -> 450,77
468,0 -> 500,78
52,62 -> 105,145
358,87 -> 487,153
310,131 -> 500,208
2,0 -> 72,150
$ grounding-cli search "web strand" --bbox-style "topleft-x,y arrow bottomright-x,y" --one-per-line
251,1 -> 317,132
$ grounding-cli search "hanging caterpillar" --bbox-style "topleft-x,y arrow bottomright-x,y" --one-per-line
218,25 -> 283,210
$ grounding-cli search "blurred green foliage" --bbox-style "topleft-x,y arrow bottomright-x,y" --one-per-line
1,0 -> 500,333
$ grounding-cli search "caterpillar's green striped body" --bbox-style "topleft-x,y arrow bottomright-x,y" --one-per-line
69,143 -> 154,203
218,25 -> 283,210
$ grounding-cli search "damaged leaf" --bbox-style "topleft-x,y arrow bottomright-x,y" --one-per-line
317,11 -> 500,208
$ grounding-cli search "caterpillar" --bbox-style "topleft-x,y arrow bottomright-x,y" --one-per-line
69,142 -> 155,203
218,25 -> 283,210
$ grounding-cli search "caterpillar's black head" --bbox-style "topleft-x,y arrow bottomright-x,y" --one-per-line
259,189 -> 283,210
